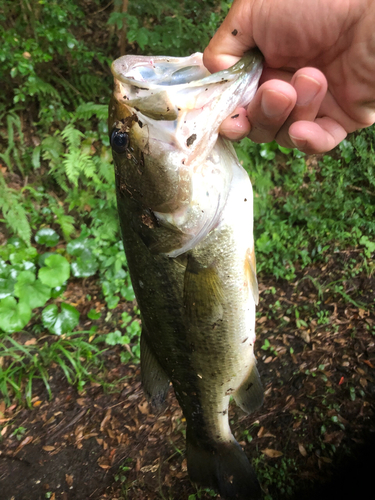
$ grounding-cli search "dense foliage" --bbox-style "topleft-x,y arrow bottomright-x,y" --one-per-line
0,0 -> 374,407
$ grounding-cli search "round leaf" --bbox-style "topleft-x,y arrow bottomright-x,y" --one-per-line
39,254 -> 70,288
35,228 -> 60,247
9,246 -> 38,265
38,252 -> 55,268
0,296 -> 31,333
71,250 -> 99,278
14,271 -> 51,309
0,277 -> 15,299
66,240 -> 86,256
42,302 -> 80,335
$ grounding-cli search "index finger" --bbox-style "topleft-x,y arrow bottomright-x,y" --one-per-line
203,0 -> 257,72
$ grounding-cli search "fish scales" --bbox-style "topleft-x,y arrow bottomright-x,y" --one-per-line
109,50 -> 264,500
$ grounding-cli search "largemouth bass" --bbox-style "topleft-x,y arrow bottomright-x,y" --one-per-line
109,50 -> 264,500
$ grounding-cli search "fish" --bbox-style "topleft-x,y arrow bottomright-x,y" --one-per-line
109,50 -> 264,500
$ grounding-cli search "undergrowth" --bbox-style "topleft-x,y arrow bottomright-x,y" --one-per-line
0,0 -> 374,428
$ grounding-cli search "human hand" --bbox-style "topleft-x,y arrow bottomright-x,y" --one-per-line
203,0 -> 375,154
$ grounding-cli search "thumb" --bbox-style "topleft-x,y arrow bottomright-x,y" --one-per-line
203,0 -> 256,72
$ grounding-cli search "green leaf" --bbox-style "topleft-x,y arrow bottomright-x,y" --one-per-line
105,330 -> 130,346
42,302 -> 80,335
71,252 -> 98,277
35,228 -> 60,247
39,254 -> 70,288
14,271 -> 51,309
0,277 -> 15,299
38,252 -> 55,268
135,27 -> 149,50
106,295 -> 120,309
9,246 -> 38,265
51,285 -> 66,298
0,296 -> 31,333
87,309 -> 101,320
67,240 -> 98,278
66,240 -> 86,256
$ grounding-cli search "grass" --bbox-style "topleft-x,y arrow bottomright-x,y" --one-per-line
0,332 -> 104,406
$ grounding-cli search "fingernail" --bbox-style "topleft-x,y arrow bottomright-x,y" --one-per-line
290,134 -> 307,150
294,75 -> 321,106
261,89 -> 291,118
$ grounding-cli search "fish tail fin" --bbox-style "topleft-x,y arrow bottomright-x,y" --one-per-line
186,430 -> 262,500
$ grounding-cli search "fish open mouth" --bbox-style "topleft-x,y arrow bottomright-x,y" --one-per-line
111,50 -> 263,165
115,55 -> 211,87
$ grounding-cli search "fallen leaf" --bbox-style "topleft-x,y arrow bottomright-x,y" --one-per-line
25,338 -> 37,346
298,443 -> 307,457
141,464 -> 159,473
261,448 -> 283,458
257,426 -> 265,438
138,401 -> 149,415
362,359 -> 374,369
100,409 -> 112,431
300,331 -> 310,343
43,446 -> 55,452
97,457 -> 111,469
359,378 -> 367,388
65,474 -> 74,487
14,436 -> 33,455
33,400 -> 42,407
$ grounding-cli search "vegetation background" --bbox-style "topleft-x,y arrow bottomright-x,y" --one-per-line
0,1 -> 374,499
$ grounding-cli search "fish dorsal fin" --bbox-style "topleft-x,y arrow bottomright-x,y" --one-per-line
245,247 -> 259,305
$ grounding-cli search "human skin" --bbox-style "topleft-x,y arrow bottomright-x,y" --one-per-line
203,0 -> 375,153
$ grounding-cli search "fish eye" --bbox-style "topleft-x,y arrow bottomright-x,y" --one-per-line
110,129 -> 129,154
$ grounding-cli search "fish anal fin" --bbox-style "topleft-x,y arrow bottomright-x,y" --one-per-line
234,362 -> 264,414
186,429 -> 262,500
245,247 -> 259,305
183,255 -> 224,323
140,331 -> 170,408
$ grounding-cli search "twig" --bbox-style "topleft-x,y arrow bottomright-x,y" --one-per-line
46,409 -> 87,443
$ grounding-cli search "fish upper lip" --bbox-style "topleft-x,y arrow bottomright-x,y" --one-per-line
111,49 -> 263,91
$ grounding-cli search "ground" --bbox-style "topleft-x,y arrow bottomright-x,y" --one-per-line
0,254 -> 374,500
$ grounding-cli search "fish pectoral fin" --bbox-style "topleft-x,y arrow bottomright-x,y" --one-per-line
234,361 -> 264,414
133,209 -> 191,256
245,247 -> 259,305
183,255 -> 224,323
140,331 -> 170,407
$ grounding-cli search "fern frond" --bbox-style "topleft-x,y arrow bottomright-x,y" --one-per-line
61,124 -> 84,150
0,175 -> 31,245
62,150 -> 98,187
75,102 -> 108,121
